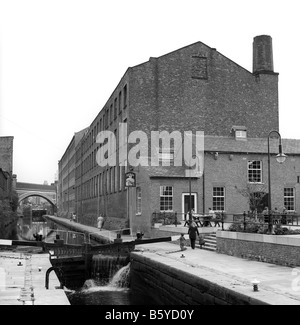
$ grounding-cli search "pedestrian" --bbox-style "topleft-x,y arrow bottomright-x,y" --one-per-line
262,206 -> 269,223
188,221 -> 199,249
262,206 -> 269,215
179,233 -> 187,251
72,212 -> 76,222
184,211 -> 190,227
208,207 -> 215,218
97,214 -> 104,231
282,206 -> 287,225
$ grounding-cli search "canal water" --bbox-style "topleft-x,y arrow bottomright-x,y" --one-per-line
7,215 -> 157,305
66,266 -> 156,305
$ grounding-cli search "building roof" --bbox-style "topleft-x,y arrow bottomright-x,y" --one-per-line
203,136 -> 300,155
142,135 -> 300,178
75,127 -> 89,146
144,165 -> 190,179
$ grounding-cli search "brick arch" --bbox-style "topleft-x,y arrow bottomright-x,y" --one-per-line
18,192 -> 56,208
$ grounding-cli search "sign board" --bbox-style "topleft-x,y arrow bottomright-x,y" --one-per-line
125,171 -> 136,187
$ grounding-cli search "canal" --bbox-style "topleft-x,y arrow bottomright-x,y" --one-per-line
5,215 -> 157,305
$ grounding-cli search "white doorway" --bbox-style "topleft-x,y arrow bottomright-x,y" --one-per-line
181,193 -> 197,221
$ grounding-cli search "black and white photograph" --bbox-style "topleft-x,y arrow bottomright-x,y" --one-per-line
1,0 -> 300,310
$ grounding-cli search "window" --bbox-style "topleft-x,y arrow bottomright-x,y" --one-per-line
118,91 -> 122,113
136,187 -> 142,214
114,98 -> 117,120
213,187 -> 225,211
106,169 -> 109,194
236,130 -> 247,139
284,188 -> 295,211
114,165 -> 118,191
119,166 -> 123,191
99,173 -> 103,196
110,104 -> 113,124
105,109 -> 109,128
248,161 -> 262,183
160,186 -> 173,212
232,126 -> 247,140
123,85 -> 127,109
111,167 -> 114,193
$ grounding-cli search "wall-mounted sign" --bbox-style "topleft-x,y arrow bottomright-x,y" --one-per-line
125,171 -> 136,187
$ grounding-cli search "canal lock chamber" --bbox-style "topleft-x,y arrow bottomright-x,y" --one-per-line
64,253 -> 134,305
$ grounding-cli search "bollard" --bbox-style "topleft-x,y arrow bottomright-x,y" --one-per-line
251,279 -> 260,292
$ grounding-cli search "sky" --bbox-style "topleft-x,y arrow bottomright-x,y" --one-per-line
0,0 -> 299,184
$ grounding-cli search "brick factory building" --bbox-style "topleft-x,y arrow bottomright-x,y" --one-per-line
57,128 -> 88,219
58,35 -> 300,236
0,136 -> 16,199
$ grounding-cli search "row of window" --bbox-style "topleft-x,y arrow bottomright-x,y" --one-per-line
76,155 -> 263,185
159,186 -> 296,212
74,182 -> 296,214
76,119 -> 127,179
79,84 -> 128,156
76,166 -> 127,200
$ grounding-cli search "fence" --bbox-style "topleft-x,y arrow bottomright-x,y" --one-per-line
151,211 -> 226,228
152,212 -> 181,227
231,211 -> 300,232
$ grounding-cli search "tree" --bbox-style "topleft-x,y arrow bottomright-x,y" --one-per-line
235,183 -> 268,214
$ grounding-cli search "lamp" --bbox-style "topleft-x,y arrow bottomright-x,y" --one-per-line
188,154 -> 201,222
267,130 -> 287,234
276,144 -> 287,164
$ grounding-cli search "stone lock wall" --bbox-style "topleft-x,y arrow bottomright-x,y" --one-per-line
130,252 -> 266,305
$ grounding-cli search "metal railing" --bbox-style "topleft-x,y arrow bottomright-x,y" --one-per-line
152,212 -> 181,226
230,211 -> 300,232
151,211 -> 227,228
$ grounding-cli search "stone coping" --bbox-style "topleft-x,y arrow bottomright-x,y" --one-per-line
217,230 -> 300,247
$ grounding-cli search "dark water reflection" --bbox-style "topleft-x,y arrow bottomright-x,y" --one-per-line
68,288 -> 134,305
6,216 -> 157,305
67,283 -> 157,306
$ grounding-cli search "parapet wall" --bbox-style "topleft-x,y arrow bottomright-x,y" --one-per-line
217,231 -> 300,267
130,252 -> 266,305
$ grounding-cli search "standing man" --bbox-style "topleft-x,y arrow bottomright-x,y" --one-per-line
188,221 -> 199,250
97,214 -> 104,231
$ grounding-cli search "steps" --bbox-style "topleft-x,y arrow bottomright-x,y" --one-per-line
196,233 -> 216,252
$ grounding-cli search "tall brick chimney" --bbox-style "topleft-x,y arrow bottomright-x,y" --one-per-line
253,35 -> 274,74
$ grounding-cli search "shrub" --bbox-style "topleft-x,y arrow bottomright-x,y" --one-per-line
228,222 -> 243,232
228,221 -> 300,235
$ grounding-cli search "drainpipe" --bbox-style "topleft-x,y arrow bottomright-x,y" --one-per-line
202,172 -> 205,214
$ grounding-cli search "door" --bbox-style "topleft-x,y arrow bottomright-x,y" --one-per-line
182,193 -> 197,220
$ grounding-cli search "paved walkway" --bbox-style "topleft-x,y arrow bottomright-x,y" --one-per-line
2,216 -> 300,305
46,216 -> 300,305
0,249 -> 70,305
134,241 -> 300,305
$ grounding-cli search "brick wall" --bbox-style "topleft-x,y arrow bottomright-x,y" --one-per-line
129,42 -> 278,139
68,39 -> 280,235
0,137 -> 13,173
130,252 -> 267,305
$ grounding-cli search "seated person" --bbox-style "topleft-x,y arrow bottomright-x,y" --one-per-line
212,212 -> 222,227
